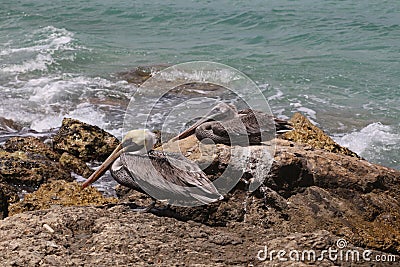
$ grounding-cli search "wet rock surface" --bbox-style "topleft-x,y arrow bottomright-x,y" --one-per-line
0,113 -> 399,266
53,118 -> 120,162
117,64 -> 170,85
0,117 -> 23,133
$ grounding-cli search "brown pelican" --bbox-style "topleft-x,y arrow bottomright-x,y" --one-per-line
173,103 -> 292,145
82,129 -> 223,210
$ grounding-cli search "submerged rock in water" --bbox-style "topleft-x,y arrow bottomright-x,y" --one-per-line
0,117 -> 23,133
9,180 -> 117,216
118,64 -> 229,97
117,64 -> 170,85
53,118 -> 120,162
172,82 -> 229,97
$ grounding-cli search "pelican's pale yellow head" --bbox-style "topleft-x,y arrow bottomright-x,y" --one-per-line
122,129 -> 156,153
82,129 -> 156,189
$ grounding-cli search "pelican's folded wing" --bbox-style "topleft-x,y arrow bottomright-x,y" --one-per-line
121,151 -> 222,204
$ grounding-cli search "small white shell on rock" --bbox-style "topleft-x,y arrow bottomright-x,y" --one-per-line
43,223 -> 55,233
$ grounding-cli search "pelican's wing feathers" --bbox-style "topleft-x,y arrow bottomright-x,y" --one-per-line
210,109 -> 274,136
120,151 -> 222,203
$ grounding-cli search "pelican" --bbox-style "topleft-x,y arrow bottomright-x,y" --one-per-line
82,129 -> 223,210
173,103 -> 293,145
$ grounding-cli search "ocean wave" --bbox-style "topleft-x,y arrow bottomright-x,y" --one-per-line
334,122 -> 399,155
158,67 -> 239,85
334,122 -> 400,168
0,74 -> 131,133
0,26 -> 82,74
289,102 -> 318,123
29,103 -> 107,132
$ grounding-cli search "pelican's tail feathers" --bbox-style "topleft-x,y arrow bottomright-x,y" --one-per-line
191,192 -> 224,205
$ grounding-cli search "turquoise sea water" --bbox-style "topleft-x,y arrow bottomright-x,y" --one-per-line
0,0 -> 399,169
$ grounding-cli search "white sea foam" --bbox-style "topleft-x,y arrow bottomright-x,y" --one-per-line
29,103 -> 110,133
26,75 -> 130,104
0,26 -> 80,74
297,107 -> 316,119
289,102 -> 318,123
159,68 -> 238,84
27,78 -> 59,103
267,87 -> 284,101
0,72 -> 132,134
30,115 -> 64,132
67,103 -> 107,128
334,122 -> 400,157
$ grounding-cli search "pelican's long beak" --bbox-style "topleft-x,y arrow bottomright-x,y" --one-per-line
171,117 -> 210,141
82,143 -> 124,189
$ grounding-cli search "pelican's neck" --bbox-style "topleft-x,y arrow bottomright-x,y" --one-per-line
127,146 -> 151,155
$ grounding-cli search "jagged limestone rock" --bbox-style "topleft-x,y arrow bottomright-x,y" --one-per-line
4,136 -> 60,161
0,206 -> 390,266
53,118 -> 120,162
0,150 -> 72,187
282,112 -> 360,157
8,180 -> 117,216
59,152 -> 92,178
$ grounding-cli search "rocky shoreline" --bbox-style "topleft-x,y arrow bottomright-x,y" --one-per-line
0,112 -> 399,266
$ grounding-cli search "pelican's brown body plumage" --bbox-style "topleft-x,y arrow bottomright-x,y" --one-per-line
175,103 -> 293,145
82,129 -> 223,209
112,150 -> 223,205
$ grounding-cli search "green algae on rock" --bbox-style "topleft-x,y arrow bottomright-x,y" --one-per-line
8,180 -> 117,216
282,112 -> 360,158
53,118 -> 120,162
